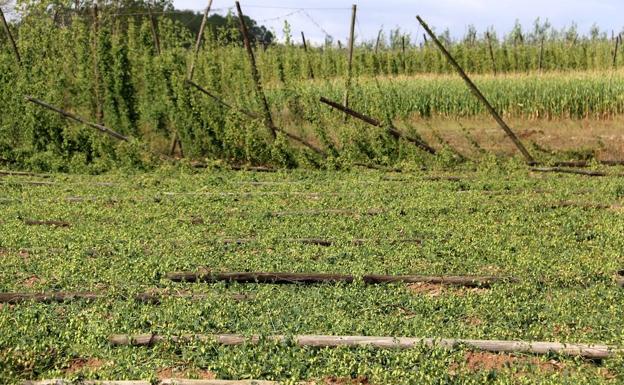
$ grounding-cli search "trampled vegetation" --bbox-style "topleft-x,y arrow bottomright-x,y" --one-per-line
1,168 -> 624,384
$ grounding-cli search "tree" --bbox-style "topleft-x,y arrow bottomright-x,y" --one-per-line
167,10 -> 274,46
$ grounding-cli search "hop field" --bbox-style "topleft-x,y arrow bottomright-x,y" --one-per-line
1,166 -> 624,384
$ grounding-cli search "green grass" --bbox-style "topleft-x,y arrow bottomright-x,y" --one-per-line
1,165 -> 624,384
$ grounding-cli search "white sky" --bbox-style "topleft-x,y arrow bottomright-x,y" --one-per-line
171,0 -> 623,44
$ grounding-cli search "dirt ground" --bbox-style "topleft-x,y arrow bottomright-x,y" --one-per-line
407,117 -> 624,160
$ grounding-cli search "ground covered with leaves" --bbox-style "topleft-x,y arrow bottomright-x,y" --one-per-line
1,163 -> 624,384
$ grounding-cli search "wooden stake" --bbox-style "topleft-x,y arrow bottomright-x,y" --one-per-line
235,1 -> 276,140
342,4 -> 357,119
320,96 -> 436,154
188,0 -> 213,80
416,16 -> 535,164
166,270 -> 512,287
147,2 -> 161,55
108,333 -> 617,359
485,32 -> 496,75
0,7 -> 21,66
301,31 -> 314,79
25,96 -> 128,141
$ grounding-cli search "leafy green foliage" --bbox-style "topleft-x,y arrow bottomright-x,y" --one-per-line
1,6 -> 623,170
1,167 -> 624,383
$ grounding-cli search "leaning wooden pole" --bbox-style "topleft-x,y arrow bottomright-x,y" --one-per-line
186,80 -> 325,155
25,96 -> 128,141
374,27 -> 383,53
614,34 -> 621,69
187,0 -> 213,80
108,333 -> 619,359
538,36 -> 545,72
0,7 -> 21,66
147,2 -> 161,55
485,32 -> 497,75
301,31 -> 314,79
320,96 -> 436,154
342,4 -> 357,119
92,3 -> 103,124
166,270 -> 510,286
417,16 -> 535,164
235,1 -> 276,140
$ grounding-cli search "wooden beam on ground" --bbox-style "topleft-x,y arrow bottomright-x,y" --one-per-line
530,167 -> 607,177
547,201 -> 611,210
25,97 -> 128,141
0,291 -> 251,304
25,380 -> 281,385
320,97 -> 436,154
553,160 -> 624,168
222,238 -> 422,246
230,165 -> 277,172
416,16 -> 535,165
269,208 -> 383,217
166,271 -> 513,287
23,219 -> 71,227
108,333 -> 618,359
0,170 -> 51,178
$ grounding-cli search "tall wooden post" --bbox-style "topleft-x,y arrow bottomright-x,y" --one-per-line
147,2 -> 161,55
187,0 -> 213,80
0,7 -> 21,66
342,4 -> 357,120
417,16 -> 535,164
301,31 -> 314,79
538,36 -> 545,72
486,32 -> 496,75
301,31 -> 308,52
401,35 -> 406,73
235,1 -> 276,140
374,28 -> 382,53
92,3 -> 103,123
614,34 -> 621,69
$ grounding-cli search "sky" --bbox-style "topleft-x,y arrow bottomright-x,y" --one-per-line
171,0 -> 623,44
